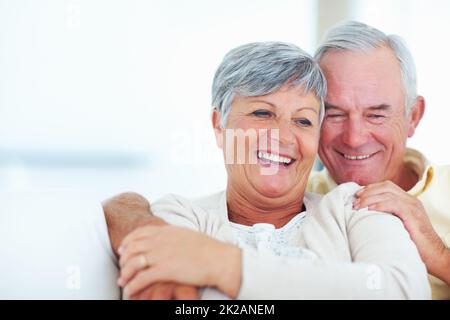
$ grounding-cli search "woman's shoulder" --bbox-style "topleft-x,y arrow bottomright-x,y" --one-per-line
304,182 -> 363,224
305,182 -> 362,207
151,191 -> 228,232
324,182 -> 363,204
153,190 -> 226,213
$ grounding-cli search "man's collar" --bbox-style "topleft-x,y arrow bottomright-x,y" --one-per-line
405,148 -> 434,196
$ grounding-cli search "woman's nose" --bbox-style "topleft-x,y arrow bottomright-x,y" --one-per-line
276,120 -> 296,146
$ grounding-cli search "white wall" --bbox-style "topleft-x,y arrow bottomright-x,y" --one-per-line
2,0 -> 449,202
0,0 -> 317,200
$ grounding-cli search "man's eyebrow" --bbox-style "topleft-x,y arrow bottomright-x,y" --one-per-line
324,103 -> 340,110
251,99 -> 318,114
324,103 -> 391,111
367,104 -> 391,111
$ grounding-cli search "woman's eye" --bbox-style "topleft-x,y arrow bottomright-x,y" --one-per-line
251,110 -> 272,118
295,118 -> 312,127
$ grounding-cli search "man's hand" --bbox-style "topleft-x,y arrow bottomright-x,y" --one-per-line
102,192 -> 201,299
353,181 -> 450,284
128,282 -> 199,300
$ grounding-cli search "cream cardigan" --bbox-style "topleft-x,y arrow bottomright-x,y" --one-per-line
151,182 -> 431,299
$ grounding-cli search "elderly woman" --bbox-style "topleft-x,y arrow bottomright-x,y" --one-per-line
113,42 -> 430,299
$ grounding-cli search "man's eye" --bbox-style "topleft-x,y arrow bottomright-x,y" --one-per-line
368,114 -> 385,119
251,110 -> 273,118
295,118 -> 312,127
326,113 -> 346,121
367,114 -> 387,123
326,114 -> 345,118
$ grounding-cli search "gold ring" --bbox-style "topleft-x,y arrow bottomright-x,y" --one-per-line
139,254 -> 148,268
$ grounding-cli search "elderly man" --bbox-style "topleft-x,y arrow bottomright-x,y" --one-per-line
104,21 -> 450,299
307,21 -> 450,300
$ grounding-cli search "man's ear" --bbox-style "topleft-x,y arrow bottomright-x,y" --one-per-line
407,96 -> 425,138
212,108 -> 224,149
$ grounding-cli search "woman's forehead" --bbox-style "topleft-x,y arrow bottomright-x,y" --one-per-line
233,88 -> 321,111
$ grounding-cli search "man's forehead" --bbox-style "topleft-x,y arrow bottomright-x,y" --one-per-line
319,47 -> 401,80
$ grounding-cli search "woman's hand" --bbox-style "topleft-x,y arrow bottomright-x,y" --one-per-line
117,224 -> 242,298
353,180 -> 450,284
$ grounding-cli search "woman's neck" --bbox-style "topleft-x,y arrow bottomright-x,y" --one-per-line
226,185 -> 305,229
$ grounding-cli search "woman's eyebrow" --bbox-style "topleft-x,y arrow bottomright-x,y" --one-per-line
250,100 -> 318,113
249,99 -> 276,108
296,107 -> 318,114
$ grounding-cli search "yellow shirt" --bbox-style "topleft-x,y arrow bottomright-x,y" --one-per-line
307,148 -> 450,300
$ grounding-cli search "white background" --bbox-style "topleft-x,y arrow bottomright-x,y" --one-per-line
1,0 -> 449,201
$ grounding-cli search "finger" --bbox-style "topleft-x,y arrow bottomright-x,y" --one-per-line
129,284 -> 158,300
120,225 -> 162,253
355,181 -> 402,198
353,192 -> 393,210
119,238 -> 155,268
118,254 -> 151,287
151,283 -> 177,300
124,267 -> 168,298
174,285 -> 200,300
134,283 -> 176,300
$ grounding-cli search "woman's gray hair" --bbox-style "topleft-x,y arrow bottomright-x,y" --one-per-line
212,42 -> 327,128
314,21 -> 417,114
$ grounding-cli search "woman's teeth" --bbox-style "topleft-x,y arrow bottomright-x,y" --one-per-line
257,151 -> 293,165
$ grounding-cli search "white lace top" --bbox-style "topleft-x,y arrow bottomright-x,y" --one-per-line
229,212 -> 318,259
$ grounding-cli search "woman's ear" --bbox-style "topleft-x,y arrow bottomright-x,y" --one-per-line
212,108 -> 224,149
407,96 -> 425,138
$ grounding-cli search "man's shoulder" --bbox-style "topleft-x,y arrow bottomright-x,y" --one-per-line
422,164 -> 450,197
432,164 -> 450,181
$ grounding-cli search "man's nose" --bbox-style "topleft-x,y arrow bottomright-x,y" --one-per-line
341,117 -> 370,148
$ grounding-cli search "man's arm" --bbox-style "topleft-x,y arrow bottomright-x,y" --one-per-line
102,192 -> 199,299
102,192 -> 166,257
435,249 -> 450,286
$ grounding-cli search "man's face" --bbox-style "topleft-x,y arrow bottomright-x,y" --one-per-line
318,46 -> 418,186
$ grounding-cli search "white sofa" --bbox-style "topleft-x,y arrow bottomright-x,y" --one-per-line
0,190 -> 121,299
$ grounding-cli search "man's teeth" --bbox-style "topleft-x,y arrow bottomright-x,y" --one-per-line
343,154 -> 372,160
257,151 -> 292,164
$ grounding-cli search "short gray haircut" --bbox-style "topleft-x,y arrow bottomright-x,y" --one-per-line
212,41 -> 327,128
315,21 -> 417,114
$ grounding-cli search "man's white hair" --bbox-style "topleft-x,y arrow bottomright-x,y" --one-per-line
315,21 -> 418,114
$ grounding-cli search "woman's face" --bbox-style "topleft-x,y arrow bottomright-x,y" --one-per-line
214,85 -> 321,200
